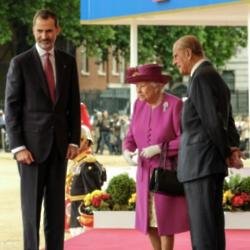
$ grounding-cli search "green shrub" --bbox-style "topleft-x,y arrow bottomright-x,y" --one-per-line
240,177 -> 250,193
106,173 -> 136,210
224,174 -> 242,193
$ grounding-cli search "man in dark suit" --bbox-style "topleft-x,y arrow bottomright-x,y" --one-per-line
172,35 -> 242,250
5,9 -> 80,250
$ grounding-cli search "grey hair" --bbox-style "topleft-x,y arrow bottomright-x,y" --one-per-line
175,35 -> 204,57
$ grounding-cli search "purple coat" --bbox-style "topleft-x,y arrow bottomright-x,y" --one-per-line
124,93 -> 189,235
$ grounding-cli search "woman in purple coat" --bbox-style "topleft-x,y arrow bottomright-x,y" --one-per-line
123,64 -> 189,250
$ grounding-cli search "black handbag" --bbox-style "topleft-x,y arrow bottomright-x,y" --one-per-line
149,143 -> 185,196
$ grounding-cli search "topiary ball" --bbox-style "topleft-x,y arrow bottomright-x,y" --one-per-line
106,173 -> 136,207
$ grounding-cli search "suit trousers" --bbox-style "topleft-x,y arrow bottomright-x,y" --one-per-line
18,144 -> 67,250
184,174 -> 225,250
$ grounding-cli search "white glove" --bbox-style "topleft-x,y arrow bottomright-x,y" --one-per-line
140,145 -> 161,158
123,149 -> 137,166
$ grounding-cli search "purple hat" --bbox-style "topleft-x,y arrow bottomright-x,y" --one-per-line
125,64 -> 171,84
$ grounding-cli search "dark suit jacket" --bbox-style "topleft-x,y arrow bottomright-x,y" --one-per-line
5,46 -> 81,163
177,61 -> 239,182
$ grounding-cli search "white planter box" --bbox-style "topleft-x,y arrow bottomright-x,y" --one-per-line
225,212 -> 250,229
94,211 -> 250,229
93,211 -> 135,229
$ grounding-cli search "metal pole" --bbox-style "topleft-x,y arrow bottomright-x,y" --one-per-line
248,10 -> 250,118
130,21 -> 138,115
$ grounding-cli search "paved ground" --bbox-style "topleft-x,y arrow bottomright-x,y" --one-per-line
1,150 -> 249,250
0,153 -> 22,250
0,151 -> 133,250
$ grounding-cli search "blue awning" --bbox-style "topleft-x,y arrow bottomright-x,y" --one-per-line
80,0 -> 241,24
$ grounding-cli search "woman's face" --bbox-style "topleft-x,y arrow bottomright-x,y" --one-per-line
136,82 -> 163,104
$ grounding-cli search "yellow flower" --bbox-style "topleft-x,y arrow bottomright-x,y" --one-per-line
128,193 -> 136,205
223,190 -> 234,204
84,193 -> 94,206
91,189 -> 103,198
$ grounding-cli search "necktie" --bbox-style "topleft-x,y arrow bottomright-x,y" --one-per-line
44,53 -> 56,103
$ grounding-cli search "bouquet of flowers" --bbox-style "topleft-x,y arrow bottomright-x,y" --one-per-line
223,174 -> 250,211
82,189 -> 112,215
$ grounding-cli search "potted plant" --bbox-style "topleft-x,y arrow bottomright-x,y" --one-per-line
94,173 -> 136,228
223,173 -> 250,229
223,174 -> 250,211
106,173 -> 136,210
78,189 -> 112,227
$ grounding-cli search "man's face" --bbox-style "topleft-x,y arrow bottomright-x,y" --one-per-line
172,45 -> 191,75
33,17 -> 60,51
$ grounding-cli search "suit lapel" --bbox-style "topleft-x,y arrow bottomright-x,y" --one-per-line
54,50 -> 66,103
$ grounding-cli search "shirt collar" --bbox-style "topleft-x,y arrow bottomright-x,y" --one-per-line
35,43 -> 54,57
190,58 -> 208,77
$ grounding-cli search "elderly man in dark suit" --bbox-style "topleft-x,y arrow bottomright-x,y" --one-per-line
172,35 -> 242,250
5,9 -> 80,250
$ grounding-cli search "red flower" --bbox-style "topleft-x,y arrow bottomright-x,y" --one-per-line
240,192 -> 250,202
102,193 -> 111,200
92,196 -> 101,207
231,195 -> 245,207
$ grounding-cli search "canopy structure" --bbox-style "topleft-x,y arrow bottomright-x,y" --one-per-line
80,0 -> 250,114
81,0 -> 248,26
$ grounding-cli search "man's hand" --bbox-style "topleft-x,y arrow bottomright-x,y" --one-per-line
140,145 -> 161,158
15,149 -> 34,165
226,147 -> 244,169
66,145 -> 78,160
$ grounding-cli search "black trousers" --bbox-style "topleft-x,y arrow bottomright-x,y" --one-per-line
184,174 -> 225,250
18,145 -> 67,250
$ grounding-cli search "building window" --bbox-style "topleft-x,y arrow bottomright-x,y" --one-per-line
112,56 -> 120,76
111,47 -> 125,77
97,59 -> 106,76
80,45 -> 89,75
222,70 -> 235,92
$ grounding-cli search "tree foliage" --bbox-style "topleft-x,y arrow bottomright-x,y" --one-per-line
138,26 -> 247,79
0,0 -> 247,80
0,0 -> 115,55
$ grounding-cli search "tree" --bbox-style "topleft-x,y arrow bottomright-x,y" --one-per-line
0,0 -> 115,56
90,25 -> 247,81
138,26 -> 247,80
0,0 -> 247,79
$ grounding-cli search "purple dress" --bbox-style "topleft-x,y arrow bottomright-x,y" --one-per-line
123,93 -> 189,235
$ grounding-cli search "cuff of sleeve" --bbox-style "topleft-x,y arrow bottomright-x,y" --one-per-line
11,146 -> 26,154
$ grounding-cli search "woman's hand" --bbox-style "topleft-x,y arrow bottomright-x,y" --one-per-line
123,149 -> 137,165
140,145 -> 161,158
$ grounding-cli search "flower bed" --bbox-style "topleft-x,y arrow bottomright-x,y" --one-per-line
77,173 -> 136,228
223,174 -> 250,211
